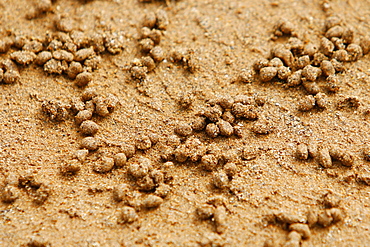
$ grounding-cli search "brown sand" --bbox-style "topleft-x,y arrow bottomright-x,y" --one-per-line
1,0 -> 370,246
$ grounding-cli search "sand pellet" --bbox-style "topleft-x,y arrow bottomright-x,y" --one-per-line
317,147 -> 332,168
302,80 -> 321,95
0,185 -> 18,203
128,157 -> 152,178
232,103 -> 258,120
296,56 -> 310,69
206,123 -> 220,138
201,154 -> 218,171
141,194 -> 163,208
217,120 -> 234,136
118,206 -> 138,224
212,171 -> 229,189
286,70 -> 302,87
3,70 -> 20,84
60,160 -> 81,176
175,122 -> 193,136
75,72 -> 93,87
10,51 -> 36,65
346,44 -> 363,61
315,93 -> 330,109
320,60 -> 335,77
302,65 -> 321,81
297,95 -> 315,112
80,137 -> 99,151
296,143 -> 309,160
23,40 -> 43,53
114,153 -> 127,168
73,149 -> 89,162
332,49 -> 348,62
289,223 -> 311,239
80,120 -> 99,136
214,206 -> 227,234
35,51 -> 52,65
196,204 -> 215,220
150,46 -> 165,62
67,61 -> 83,79
75,47 -> 95,62
260,67 -> 277,82
136,135 -> 152,150
329,145 -> 355,167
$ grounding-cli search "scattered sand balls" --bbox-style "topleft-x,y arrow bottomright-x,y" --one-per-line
118,206 -> 138,224
141,194 -> 163,209
174,122 -> 193,137
80,137 -> 99,151
93,156 -> 114,173
79,120 -> 99,136
297,95 -> 315,112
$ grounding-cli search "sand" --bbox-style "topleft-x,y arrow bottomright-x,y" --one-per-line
1,0 -> 370,246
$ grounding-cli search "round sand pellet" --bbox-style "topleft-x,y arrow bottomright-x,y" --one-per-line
93,156 -> 114,173
136,135 -> 152,150
196,204 -> 215,220
10,51 -> 36,65
260,67 -> 277,82
75,72 -> 92,87
201,154 -> 218,171
223,162 -> 237,178
141,194 -> 163,208
80,120 -> 99,136
302,65 -> 321,81
268,57 -> 283,68
118,206 -> 138,224
317,147 -> 332,168
75,110 -> 93,125
120,144 -> 136,158
289,223 -> 311,239
80,137 -> 99,151
150,46 -> 165,62
296,143 -> 309,160
75,47 -> 95,62
114,153 -> 127,168
216,120 -> 233,136
128,157 -> 152,178
212,171 -> 229,189
175,122 -> 193,137
206,123 -> 220,138
297,95 -> 316,112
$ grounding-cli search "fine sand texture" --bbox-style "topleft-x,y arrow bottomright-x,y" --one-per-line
1,0 -> 370,246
